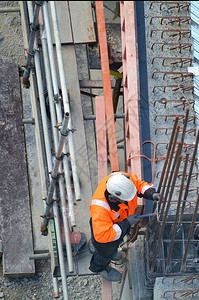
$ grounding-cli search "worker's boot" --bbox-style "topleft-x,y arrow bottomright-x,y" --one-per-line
111,250 -> 125,263
100,266 -> 122,282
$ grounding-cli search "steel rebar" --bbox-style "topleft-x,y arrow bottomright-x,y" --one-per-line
151,155 -> 182,271
167,152 -> 190,268
181,194 -> 199,272
157,116 -> 179,193
180,130 -> 199,218
159,142 -> 183,219
158,127 -> 181,213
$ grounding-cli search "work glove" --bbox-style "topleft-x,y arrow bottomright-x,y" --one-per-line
126,214 -> 140,226
142,187 -> 160,201
152,192 -> 160,201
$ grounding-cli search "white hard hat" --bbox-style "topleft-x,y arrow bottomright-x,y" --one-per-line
107,173 -> 137,201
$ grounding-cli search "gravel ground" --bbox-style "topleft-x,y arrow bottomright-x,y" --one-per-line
0,1 -> 121,299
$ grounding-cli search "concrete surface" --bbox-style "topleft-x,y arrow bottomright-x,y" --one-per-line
154,276 -> 199,300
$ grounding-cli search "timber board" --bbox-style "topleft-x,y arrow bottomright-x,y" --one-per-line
0,58 -> 35,276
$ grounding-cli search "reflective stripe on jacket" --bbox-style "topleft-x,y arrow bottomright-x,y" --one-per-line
90,171 -> 150,243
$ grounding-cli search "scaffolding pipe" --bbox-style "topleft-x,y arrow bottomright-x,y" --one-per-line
26,1 -> 52,172
39,15 -> 74,271
42,1 -> 76,227
53,201 -> 69,300
23,1 -> 44,87
27,3 -> 69,298
42,112 -> 70,229
50,1 -> 81,201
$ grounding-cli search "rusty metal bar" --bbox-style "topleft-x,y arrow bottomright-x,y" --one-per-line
156,143 -> 196,152
154,99 -> 195,109
152,71 -> 193,80
158,107 -> 189,216
150,29 -> 191,39
149,2 -> 190,11
180,130 -> 199,217
156,115 -> 195,124
159,142 -> 183,218
150,16 -> 191,25
151,43 -> 192,53
157,116 -> 179,193
155,127 -> 196,135
163,289 -> 199,298
151,125 -> 181,232
151,155 -> 182,271
154,114 -> 195,123
180,107 -> 189,144
181,194 -> 199,271
152,57 -> 193,66
167,152 -> 189,268
153,85 -> 194,93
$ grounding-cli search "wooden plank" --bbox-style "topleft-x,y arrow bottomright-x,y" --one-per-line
96,96 -> 107,180
120,2 -> 130,172
120,1 -> 142,178
68,1 -> 96,44
61,45 -> 93,237
95,95 -> 112,299
95,1 -> 119,173
125,1 -> 142,178
0,58 -> 35,276
48,1 -> 96,45
48,1 -> 73,44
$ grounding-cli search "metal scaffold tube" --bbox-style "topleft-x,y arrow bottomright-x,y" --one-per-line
23,1 -> 44,87
49,1 -> 81,202
42,1 -> 76,227
39,9 -> 74,272
26,2 -> 69,298
41,112 -> 70,229
20,2 -> 59,296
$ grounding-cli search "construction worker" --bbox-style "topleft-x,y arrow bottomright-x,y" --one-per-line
89,171 -> 160,282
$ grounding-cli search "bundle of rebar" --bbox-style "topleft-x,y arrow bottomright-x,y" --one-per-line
146,111 -> 199,285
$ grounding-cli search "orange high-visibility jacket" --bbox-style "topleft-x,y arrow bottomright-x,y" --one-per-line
90,172 -> 152,243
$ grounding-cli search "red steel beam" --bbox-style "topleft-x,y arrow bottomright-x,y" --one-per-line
95,1 -> 119,173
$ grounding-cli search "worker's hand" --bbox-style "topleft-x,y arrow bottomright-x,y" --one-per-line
152,192 -> 160,201
127,214 -> 140,226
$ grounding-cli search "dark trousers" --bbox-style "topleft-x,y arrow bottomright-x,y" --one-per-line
89,219 -> 124,272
